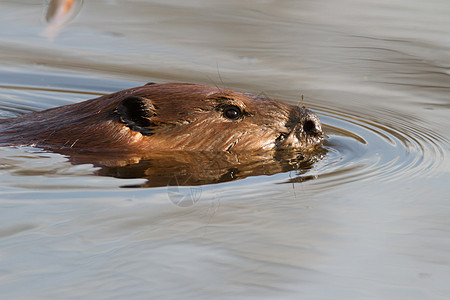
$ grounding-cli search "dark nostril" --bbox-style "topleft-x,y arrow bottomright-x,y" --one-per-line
303,120 -> 316,135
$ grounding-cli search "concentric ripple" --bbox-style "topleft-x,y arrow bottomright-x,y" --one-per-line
306,103 -> 448,187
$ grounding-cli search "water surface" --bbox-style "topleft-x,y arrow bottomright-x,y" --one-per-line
0,0 -> 449,299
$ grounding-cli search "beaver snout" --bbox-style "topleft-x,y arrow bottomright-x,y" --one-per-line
276,107 -> 324,150
300,109 -> 323,138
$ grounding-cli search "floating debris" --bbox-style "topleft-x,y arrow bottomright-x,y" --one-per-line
43,0 -> 84,40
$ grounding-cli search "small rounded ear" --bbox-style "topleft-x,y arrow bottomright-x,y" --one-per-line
116,96 -> 156,135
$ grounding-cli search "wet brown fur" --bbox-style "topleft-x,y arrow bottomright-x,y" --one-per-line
0,83 -> 323,153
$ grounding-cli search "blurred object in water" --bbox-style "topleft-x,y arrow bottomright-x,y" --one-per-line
42,0 -> 84,41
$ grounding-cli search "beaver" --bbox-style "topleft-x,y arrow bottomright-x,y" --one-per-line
0,83 -> 323,154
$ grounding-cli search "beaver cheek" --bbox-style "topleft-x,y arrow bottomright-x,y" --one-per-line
229,129 -> 278,151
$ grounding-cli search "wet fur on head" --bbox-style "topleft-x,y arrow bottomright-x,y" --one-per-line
0,83 -> 323,153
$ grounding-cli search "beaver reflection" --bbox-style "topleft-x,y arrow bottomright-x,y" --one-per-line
66,149 -> 325,187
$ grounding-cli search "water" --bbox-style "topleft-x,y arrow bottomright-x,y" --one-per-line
0,0 -> 449,299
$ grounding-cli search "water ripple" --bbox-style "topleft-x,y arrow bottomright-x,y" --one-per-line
307,103 -> 448,187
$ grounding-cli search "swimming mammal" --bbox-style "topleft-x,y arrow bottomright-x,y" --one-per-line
0,83 -> 324,153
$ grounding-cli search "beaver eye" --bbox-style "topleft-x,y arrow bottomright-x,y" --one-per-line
223,106 -> 242,120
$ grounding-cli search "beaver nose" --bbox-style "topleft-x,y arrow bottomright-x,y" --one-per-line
301,110 -> 322,136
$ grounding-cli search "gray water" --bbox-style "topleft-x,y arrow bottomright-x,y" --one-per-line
0,0 -> 449,299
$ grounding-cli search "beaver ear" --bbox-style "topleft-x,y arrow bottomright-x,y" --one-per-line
117,96 -> 156,135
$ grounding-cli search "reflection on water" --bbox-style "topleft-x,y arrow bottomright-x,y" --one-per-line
97,150 -> 324,187
0,0 -> 449,299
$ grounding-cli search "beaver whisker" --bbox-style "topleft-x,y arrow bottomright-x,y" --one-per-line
70,138 -> 79,148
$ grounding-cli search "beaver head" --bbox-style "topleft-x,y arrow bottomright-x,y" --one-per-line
0,83 -> 324,153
